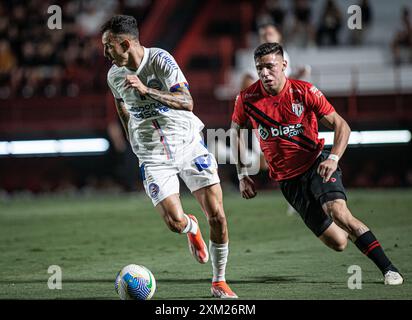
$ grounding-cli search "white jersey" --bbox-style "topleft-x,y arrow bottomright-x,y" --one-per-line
107,47 -> 204,164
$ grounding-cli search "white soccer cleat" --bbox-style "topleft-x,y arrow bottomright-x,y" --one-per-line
186,214 -> 209,264
384,270 -> 404,285
211,281 -> 238,299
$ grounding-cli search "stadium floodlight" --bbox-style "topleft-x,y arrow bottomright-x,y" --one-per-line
58,139 -> 110,153
319,130 -> 411,146
0,138 -> 110,156
9,140 -> 59,155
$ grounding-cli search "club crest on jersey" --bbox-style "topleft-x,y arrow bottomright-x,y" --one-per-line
148,183 -> 160,198
292,102 -> 304,117
148,79 -> 163,90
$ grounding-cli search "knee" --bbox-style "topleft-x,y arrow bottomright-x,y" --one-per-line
207,211 -> 227,228
331,238 -> 348,252
164,215 -> 186,233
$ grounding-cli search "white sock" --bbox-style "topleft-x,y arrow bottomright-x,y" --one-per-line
181,214 -> 198,235
209,241 -> 228,282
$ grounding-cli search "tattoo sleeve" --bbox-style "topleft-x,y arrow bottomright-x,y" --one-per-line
146,87 -> 193,111
114,99 -> 130,141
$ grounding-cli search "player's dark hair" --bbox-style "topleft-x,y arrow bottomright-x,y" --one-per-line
254,42 -> 284,60
101,15 -> 139,39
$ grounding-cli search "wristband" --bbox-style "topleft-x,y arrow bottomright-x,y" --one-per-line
328,154 -> 339,162
237,169 -> 248,181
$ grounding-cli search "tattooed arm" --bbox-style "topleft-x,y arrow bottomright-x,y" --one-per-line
125,75 -> 193,111
114,98 -> 130,141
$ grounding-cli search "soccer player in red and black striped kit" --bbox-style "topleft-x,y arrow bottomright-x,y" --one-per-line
231,42 -> 403,285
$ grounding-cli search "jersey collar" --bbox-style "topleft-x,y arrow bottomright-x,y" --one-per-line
135,46 -> 149,75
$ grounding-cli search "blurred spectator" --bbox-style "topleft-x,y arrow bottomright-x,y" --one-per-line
0,40 -> 17,74
123,0 -> 151,22
392,6 -> 412,65
255,0 -> 287,34
0,0 -> 153,99
289,0 -> 316,47
316,0 -> 342,46
76,1 -> 117,36
349,0 -> 373,46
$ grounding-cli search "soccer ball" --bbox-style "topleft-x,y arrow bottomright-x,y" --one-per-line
114,264 -> 156,300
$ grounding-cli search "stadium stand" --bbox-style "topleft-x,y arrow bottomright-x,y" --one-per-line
0,0 -> 411,193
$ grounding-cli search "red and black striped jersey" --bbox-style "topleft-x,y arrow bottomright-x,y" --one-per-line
232,78 -> 335,181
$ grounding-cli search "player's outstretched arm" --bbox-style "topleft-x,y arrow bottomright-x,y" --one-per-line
230,121 -> 257,199
318,111 -> 351,182
114,98 -> 130,141
125,75 -> 193,111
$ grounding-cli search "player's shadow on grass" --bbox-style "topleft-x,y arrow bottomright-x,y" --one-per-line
157,276 -> 383,285
156,276 -> 310,284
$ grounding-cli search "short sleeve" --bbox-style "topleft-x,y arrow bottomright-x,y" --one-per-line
306,84 -> 335,118
231,94 -> 248,126
154,50 -> 189,93
107,76 -> 122,100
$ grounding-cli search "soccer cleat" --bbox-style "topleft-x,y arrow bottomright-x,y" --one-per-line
211,281 -> 238,299
384,270 -> 404,285
186,214 -> 209,264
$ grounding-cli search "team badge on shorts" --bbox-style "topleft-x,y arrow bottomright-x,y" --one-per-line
194,154 -> 212,172
148,183 -> 160,198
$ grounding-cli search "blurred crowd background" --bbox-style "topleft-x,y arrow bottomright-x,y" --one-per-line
0,0 -> 411,195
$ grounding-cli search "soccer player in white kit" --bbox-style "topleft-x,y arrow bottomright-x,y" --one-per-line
101,15 -> 237,298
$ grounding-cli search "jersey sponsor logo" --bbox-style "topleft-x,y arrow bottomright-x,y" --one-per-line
130,102 -> 169,120
148,183 -> 160,198
244,101 -> 317,151
258,124 -> 270,140
194,154 -> 212,172
148,79 -> 163,90
309,85 -> 323,98
292,102 -> 304,117
244,93 -> 260,99
258,123 -> 304,140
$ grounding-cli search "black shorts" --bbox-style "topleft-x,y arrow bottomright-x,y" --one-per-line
279,150 -> 347,237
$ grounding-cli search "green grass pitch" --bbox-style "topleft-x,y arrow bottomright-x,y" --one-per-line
0,189 -> 411,299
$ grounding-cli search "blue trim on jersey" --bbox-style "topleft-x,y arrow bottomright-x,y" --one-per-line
140,163 -> 146,181
200,140 -> 207,149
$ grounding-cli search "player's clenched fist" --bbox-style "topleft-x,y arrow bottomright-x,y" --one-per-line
125,75 -> 148,95
239,176 -> 257,199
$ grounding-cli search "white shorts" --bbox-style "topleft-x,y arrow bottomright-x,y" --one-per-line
140,141 -> 220,206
